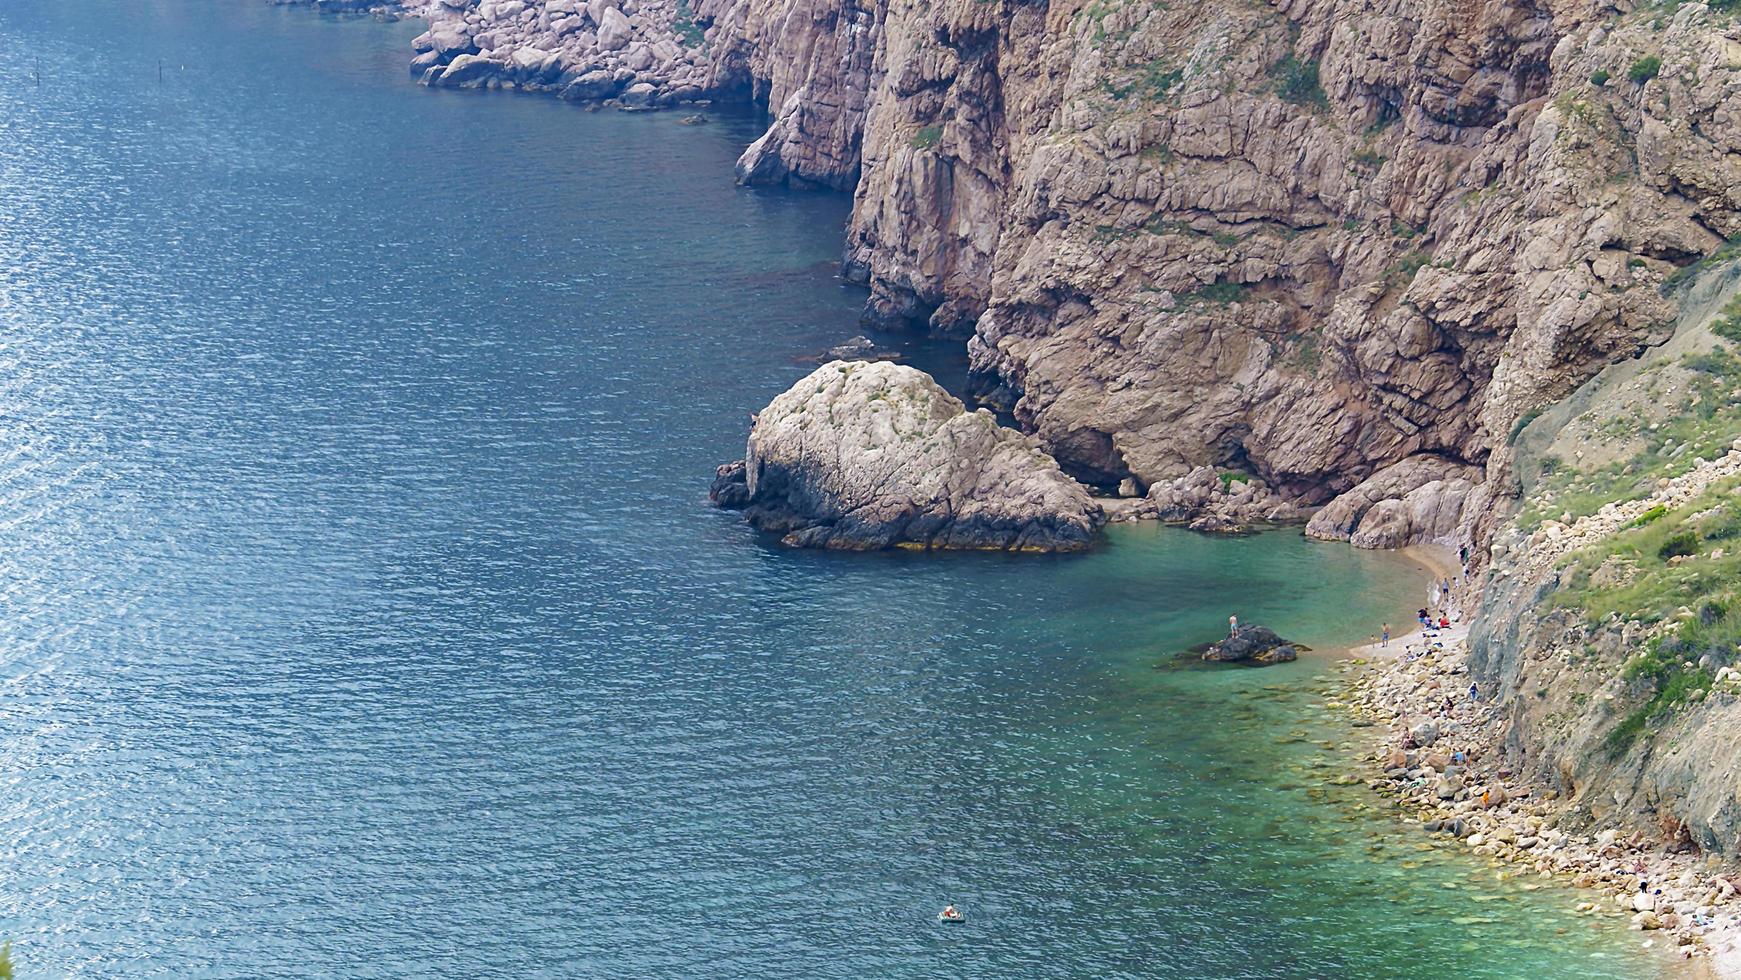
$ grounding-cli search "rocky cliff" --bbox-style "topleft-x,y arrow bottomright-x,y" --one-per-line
295,0 -> 1741,867
390,0 -> 1741,559
1468,262 -> 1741,855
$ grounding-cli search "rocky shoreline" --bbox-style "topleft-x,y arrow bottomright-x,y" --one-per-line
1335,621 -> 1741,975
263,0 -> 1741,966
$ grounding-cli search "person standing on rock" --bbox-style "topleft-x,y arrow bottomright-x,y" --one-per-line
1229,614 -> 1239,637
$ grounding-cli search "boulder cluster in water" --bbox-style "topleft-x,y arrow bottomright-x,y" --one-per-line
1200,626 -> 1299,666
710,361 -> 1104,552
411,0 -> 711,110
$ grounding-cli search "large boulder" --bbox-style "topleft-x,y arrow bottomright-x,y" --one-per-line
617,81 -> 660,109
1201,626 -> 1299,665
596,6 -> 632,50
710,361 -> 1104,551
1305,454 -> 1480,549
431,53 -> 500,88
559,69 -> 621,101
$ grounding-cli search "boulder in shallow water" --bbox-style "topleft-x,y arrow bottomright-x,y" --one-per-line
709,460 -> 751,509
559,69 -> 621,101
617,82 -> 659,109
1201,626 -> 1299,665
433,54 -> 499,88
710,361 -> 1103,551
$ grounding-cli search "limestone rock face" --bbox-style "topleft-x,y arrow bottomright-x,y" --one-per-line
1306,455 -> 1480,549
712,361 -> 1104,551
366,0 -> 1741,565
676,0 -> 1733,564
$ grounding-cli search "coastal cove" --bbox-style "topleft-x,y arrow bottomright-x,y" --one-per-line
0,1 -> 1682,976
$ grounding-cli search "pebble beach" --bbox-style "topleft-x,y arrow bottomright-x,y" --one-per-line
1334,618 -> 1741,976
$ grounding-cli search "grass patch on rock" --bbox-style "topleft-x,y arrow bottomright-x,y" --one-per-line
1179,280 -> 1249,305
1555,478 -> 1741,628
1550,485 -> 1741,755
672,0 -> 706,47
1270,55 -> 1328,111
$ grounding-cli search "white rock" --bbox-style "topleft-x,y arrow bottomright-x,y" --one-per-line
596,4 -> 632,48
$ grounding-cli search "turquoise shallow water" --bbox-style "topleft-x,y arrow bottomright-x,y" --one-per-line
0,2 -> 1668,976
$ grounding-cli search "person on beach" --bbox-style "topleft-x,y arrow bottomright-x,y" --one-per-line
1417,608 -> 1430,627
1468,682 -> 1479,702
1438,615 -> 1450,629
1381,624 -> 1390,647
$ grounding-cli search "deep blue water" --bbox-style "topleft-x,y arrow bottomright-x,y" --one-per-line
0,2 -> 1668,976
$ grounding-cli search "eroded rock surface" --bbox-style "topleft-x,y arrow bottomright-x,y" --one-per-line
1305,455 -> 1480,549
711,361 -> 1104,551
355,0 -> 1741,567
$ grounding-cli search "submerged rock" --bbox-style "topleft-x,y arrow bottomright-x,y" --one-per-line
796,334 -> 903,365
1201,626 -> 1300,666
710,361 -> 1103,551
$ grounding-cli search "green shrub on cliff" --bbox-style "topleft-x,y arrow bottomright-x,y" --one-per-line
1507,407 -> 1544,445
1386,251 -> 1432,286
1271,55 -> 1328,111
1683,347 -> 1741,376
1633,504 -> 1668,527
1627,55 -> 1662,82
1607,631 -> 1720,755
910,126 -> 943,150
1658,529 -> 1699,559
1661,235 -> 1741,294
1180,280 -> 1249,305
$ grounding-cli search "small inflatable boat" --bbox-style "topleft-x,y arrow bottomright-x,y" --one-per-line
938,909 -> 966,924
